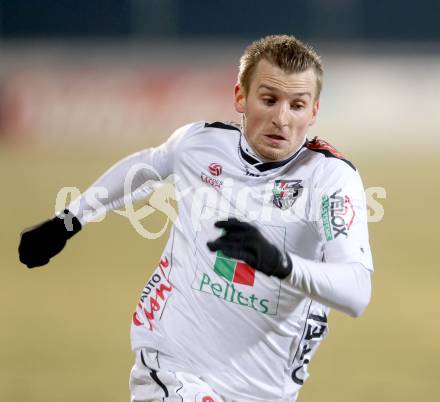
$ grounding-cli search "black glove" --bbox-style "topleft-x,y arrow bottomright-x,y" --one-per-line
18,209 -> 82,268
207,218 -> 292,279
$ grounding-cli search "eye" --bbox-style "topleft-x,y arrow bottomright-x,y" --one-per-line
262,97 -> 276,106
291,103 -> 305,110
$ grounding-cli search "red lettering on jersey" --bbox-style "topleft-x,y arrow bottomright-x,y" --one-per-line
132,256 -> 173,331
132,311 -> 144,326
142,281 -> 173,330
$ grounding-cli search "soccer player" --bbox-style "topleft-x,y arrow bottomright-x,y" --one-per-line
19,35 -> 373,402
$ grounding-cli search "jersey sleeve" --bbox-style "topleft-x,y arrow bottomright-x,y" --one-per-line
285,159 -> 373,317
67,123 -> 196,225
311,159 -> 374,272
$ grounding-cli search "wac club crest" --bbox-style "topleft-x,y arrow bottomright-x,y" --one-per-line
272,179 -> 303,210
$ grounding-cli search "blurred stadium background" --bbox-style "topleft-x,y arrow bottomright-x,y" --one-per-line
0,1 -> 439,401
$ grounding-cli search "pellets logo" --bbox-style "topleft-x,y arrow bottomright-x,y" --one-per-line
208,163 -> 222,176
272,179 -> 303,210
321,189 -> 355,240
192,216 -> 283,316
214,250 -> 255,286
192,251 -> 281,315
132,257 -> 173,331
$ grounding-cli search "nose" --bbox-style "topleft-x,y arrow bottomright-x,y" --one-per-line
272,102 -> 289,129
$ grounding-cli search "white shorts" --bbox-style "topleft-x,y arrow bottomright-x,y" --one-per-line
129,349 -> 231,402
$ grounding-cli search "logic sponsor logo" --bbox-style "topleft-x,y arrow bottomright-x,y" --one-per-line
208,163 -> 223,176
132,257 -> 173,331
192,250 -> 280,315
321,189 -> 355,240
196,394 -> 216,402
200,167 -> 224,189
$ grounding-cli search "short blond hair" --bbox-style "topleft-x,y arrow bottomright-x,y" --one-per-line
238,35 -> 324,99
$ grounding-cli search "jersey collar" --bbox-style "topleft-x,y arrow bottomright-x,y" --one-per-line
239,134 -> 307,172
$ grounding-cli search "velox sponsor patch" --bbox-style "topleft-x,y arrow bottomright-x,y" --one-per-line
321,189 -> 355,240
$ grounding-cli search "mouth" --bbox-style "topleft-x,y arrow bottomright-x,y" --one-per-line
264,134 -> 287,142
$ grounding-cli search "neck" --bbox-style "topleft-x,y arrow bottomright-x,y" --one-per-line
241,132 -> 271,162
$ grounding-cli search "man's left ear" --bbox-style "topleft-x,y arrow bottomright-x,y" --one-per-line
234,84 -> 246,114
309,99 -> 320,127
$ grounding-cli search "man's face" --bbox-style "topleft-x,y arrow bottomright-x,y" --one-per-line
234,59 -> 320,161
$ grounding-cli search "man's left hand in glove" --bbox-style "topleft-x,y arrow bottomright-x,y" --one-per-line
207,218 -> 292,279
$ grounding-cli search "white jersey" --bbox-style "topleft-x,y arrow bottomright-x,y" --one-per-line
70,121 -> 373,402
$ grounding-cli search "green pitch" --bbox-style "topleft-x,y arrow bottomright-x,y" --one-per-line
0,143 -> 438,402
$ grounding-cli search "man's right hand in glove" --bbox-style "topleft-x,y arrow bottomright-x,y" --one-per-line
18,209 -> 82,268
